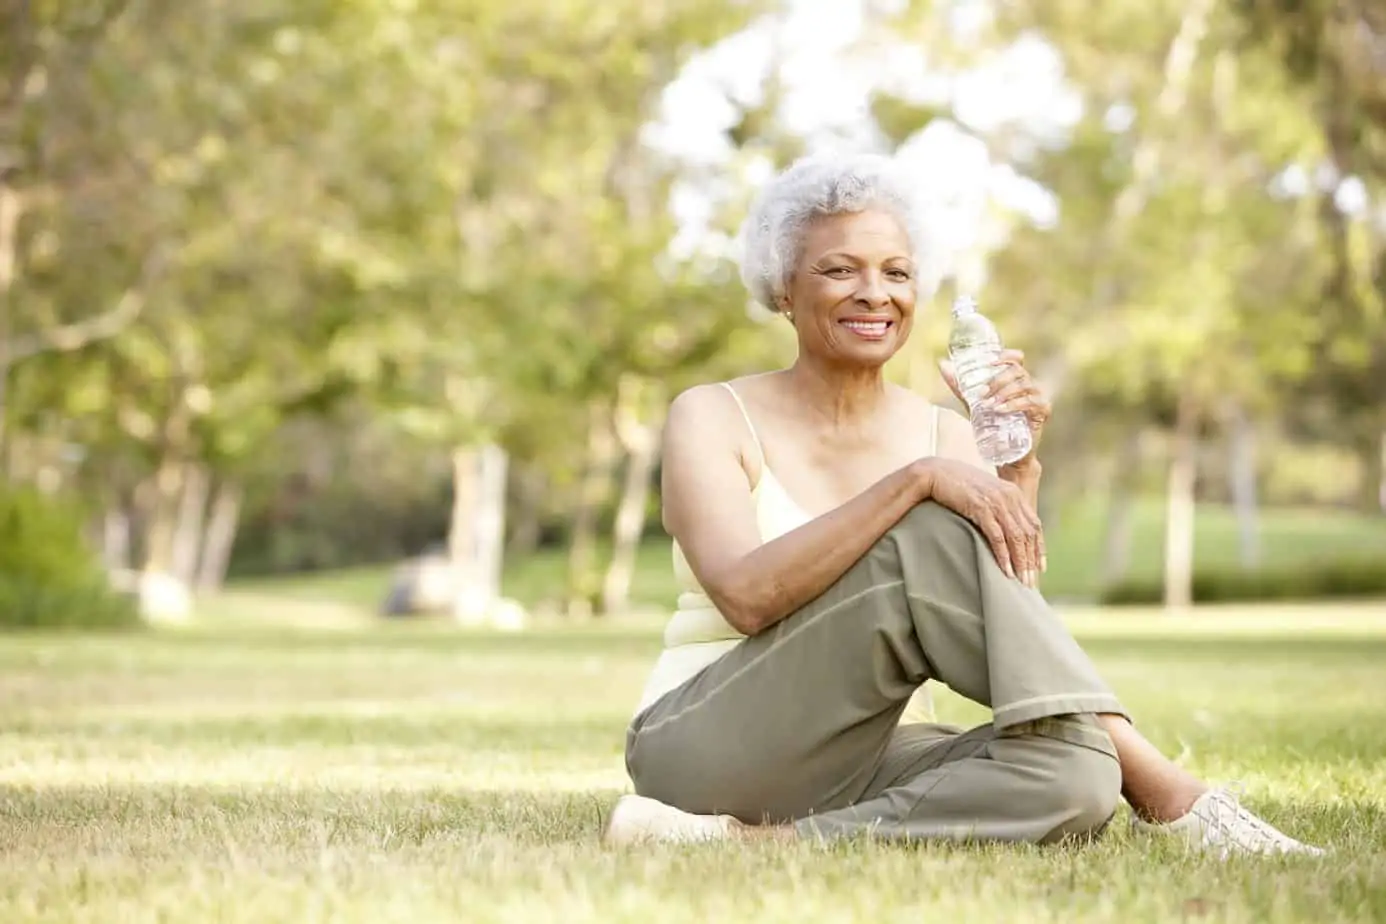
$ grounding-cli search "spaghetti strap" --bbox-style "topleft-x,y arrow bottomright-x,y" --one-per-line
720,382 -> 766,468
927,404 -> 941,456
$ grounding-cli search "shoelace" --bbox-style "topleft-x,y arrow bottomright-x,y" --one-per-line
1201,785 -> 1300,852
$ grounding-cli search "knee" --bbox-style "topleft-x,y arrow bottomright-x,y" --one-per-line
893,502 -> 978,553
1042,740 -> 1123,841
898,500 -> 970,534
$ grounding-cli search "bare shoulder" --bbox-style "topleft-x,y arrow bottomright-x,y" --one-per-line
935,404 -> 972,439
663,382 -> 759,466
885,385 -> 961,429
659,382 -> 766,546
665,382 -> 740,439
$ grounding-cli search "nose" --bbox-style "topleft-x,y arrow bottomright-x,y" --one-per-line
855,271 -> 891,309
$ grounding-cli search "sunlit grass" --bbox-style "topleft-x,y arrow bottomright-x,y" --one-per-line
1,606 -> 1384,922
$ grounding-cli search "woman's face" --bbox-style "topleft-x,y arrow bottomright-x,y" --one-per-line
779,208 -> 917,367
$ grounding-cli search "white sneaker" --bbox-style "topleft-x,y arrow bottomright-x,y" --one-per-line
603,794 -> 738,846
1135,786 -> 1326,858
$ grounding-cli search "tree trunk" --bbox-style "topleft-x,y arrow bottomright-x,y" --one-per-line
0,179 -> 21,453
195,478 -> 243,593
102,501 -> 132,572
506,464 -> 546,556
449,445 -> 482,622
1355,428 -> 1386,515
473,442 -> 508,605
602,418 -> 660,616
567,400 -> 618,619
1225,404 -> 1260,567
170,461 -> 210,586
1379,429 -> 1386,515
1100,429 -> 1142,589
141,399 -> 195,578
1162,392 -> 1199,610
142,455 -> 186,576
449,443 -> 510,623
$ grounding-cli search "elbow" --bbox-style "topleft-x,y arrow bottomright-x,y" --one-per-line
705,571 -> 779,636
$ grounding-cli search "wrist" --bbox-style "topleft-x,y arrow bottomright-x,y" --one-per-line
1000,457 -> 1042,482
908,457 -> 939,502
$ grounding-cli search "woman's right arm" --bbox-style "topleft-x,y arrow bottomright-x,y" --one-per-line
661,387 -> 1040,636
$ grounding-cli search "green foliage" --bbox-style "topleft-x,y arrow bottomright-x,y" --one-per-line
4,0 -> 1385,608
0,489 -> 140,631
1100,558 -> 1386,605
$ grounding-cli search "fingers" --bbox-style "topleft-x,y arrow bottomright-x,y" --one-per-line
984,365 -> 1051,424
984,365 -> 1027,397
996,483 -> 1044,588
977,484 -> 1046,588
977,513 -> 1017,581
997,498 -> 1039,588
989,381 -> 1037,410
995,389 -> 1051,422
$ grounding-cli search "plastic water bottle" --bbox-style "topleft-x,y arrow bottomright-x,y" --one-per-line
947,295 -> 1032,466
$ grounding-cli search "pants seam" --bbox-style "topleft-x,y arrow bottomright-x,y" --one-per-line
800,736 -> 991,839
994,693 -> 1119,717
897,735 -> 993,821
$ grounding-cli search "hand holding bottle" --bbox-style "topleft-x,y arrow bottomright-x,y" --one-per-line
941,296 -> 1049,468
939,348 -> 1051,465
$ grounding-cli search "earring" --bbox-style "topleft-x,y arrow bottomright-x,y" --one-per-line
784,310 -> 795,322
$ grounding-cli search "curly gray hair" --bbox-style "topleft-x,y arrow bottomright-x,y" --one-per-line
738,152 -> 935,312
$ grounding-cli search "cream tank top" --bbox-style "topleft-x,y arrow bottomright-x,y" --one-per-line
632,383 -> 942,717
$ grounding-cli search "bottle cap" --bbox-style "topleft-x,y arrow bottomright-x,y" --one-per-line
951,295 -> 978,318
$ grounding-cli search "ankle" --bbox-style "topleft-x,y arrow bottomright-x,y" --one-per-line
1129,780 -> 1209,824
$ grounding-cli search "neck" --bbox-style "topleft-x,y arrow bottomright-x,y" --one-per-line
784,355 -> 888,427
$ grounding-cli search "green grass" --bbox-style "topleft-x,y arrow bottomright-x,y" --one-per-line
233,499 -> 1386,612
1,605 -> 1384,922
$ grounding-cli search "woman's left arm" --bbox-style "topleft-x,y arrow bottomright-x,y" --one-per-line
939,348 -> 1052,515
986,349 -> 1051,512
998,458 -> 1042,513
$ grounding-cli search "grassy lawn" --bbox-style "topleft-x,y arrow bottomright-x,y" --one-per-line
1,605 -> 1385,922
232,499 -> 1386,613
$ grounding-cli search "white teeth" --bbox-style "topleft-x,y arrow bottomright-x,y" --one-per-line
842,321 -> 888,334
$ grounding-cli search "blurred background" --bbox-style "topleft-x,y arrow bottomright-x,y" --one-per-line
2,0 -> 1384,632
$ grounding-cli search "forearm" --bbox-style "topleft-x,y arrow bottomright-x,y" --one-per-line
1000,458 -> 1042,514
709,460 -> 935,635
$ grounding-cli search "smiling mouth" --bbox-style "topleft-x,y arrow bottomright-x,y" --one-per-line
839,319 -> 893,340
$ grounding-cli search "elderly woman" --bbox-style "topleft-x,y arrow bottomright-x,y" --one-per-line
605,153 -> 1321,855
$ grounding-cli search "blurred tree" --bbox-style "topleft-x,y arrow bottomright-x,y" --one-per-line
1233,0 -> 1386,514
880,0 -> 1330,606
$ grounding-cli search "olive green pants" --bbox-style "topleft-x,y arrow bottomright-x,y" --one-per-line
625,501 -> 1130,844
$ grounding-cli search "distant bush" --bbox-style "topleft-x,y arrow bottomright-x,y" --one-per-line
1099,558 -> 1386,606
0,487 -> 140,630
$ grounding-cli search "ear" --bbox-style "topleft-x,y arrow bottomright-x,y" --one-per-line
775,294 -> 793,316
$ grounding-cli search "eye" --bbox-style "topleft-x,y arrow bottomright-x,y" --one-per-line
886,269 -> 912,281
823,266 -> 853,278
